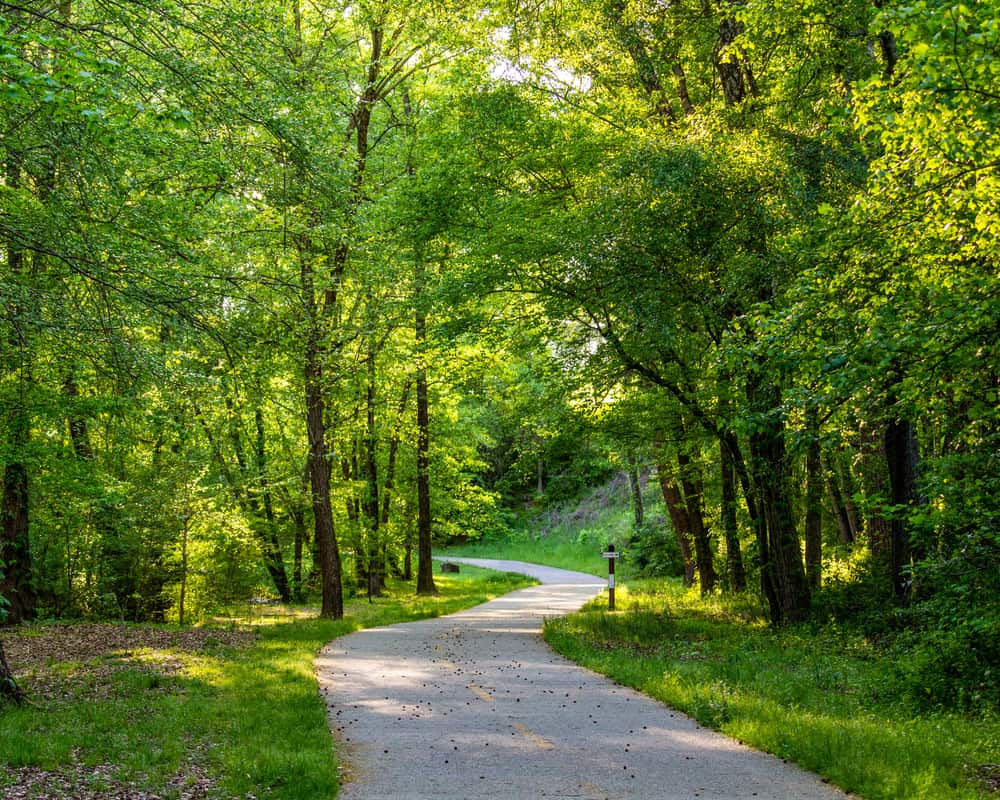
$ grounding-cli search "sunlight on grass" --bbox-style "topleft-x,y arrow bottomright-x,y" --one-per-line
544,583 -> 1000,800
0,566 -> 535,800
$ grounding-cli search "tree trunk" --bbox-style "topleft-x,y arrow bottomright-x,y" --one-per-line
884,416 -> 919,597
715,16 -> 748,105
720,440 -> 747,591
677,451 -> 716,594
303,288 -> 343,618
291,503 -> 306,602
672,63 -> 695,115
178,515 -> 189,625
607,0 -> 676,122
860,422 -> 893,564
63,372 -> 94,460
656,466 -> 695,587
746,372 -> 810,623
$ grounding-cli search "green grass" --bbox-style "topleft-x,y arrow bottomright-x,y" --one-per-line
0,566 -> 535,799
543,580 -> 1000,800
440,513 -> 635,578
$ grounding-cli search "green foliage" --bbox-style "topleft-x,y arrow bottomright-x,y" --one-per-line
627,521 -> 686,579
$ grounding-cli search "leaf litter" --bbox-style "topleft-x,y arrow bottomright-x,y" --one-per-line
1,624 -> 258,799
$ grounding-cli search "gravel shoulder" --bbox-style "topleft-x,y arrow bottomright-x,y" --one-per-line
315,558 -> 851,800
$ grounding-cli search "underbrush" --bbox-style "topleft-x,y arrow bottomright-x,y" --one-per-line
544,580 -> 1000,800
0,566 -> 535,799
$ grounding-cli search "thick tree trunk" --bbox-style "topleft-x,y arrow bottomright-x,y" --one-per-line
656,467 -> 695,587
746,372 -> 810,623
677,451 -> 716,594
720,440 -> 747,591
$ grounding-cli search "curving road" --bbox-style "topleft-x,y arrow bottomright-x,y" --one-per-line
315,558 -> 851,799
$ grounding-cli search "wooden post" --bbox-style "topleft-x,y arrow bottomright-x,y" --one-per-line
602,544 -> 618,611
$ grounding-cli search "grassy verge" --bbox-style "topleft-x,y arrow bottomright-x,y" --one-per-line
0,566 -> 535,799
439,526 -> 619,577
543,580 -> 1000,800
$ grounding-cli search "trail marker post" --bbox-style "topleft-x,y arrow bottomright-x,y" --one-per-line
602,544 -> 618,611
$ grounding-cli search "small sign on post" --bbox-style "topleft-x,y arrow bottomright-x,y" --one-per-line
601,543 -> 618,611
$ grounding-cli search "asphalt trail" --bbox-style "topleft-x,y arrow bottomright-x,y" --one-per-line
315,558 -> 850,799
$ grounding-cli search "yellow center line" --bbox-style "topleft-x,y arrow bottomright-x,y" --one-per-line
466,683 -> 495,703
511,721 -> 554,750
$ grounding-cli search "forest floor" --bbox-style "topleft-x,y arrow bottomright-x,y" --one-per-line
0,567 -> 534,800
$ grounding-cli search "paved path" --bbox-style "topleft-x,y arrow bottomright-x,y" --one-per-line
315,558 -> 850,799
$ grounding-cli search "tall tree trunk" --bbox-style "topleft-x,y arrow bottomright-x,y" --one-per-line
656,465 -> 695,587
720,440 -> 747,591
302,253 -> 343,618
414,255 -> 437,596
746,371 -> 810,623
884,415 -> 920,597
677,451 -> 716,594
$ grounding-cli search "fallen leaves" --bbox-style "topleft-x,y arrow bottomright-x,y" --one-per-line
1,623 -> 256,670
1,758 -> 223,800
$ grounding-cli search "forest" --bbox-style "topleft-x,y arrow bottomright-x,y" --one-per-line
1,0 -> 998,721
